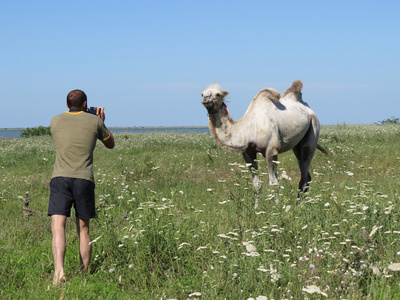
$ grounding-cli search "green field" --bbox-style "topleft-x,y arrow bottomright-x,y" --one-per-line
1,124 -> 400,299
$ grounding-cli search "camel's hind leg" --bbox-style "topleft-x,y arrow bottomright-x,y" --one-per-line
243,149 -> 261,209
293,144 -> 315,196
293,120 -> 319,196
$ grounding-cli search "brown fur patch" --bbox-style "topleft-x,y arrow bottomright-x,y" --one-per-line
282,80 -> 303,98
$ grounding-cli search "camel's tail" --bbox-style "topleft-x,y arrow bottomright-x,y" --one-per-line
317,144 -> 329,156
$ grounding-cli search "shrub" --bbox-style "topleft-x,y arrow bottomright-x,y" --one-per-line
20,126 -> 51,138
376,116 -> 399,125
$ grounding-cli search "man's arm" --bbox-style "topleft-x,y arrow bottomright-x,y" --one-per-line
97,107 -> 114,149
102,128 -> 115,149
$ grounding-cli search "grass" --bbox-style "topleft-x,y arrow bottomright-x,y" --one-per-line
0,124 -> 400,299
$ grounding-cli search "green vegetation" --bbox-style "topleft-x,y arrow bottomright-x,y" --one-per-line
1,124 -> 400,299
376,116 -> 400,125
20,126 -> 51,138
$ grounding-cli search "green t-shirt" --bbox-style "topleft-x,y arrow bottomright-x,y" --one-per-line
50,111 -> 111,183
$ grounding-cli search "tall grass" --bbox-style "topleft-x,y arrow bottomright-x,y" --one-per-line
0,124 -> 399,299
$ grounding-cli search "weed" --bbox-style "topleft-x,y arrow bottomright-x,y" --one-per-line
0,126 -> 400,298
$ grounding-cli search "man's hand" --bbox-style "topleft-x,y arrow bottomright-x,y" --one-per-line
96,107 -> 105,122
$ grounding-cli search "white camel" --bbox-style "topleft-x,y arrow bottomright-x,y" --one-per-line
201,80 -> 327,205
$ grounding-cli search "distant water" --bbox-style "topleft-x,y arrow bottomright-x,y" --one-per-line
0,129 -> 22,139
0,127 -> 209,139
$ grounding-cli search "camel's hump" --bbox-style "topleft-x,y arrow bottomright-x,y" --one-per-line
281,80 -> 303,99
254,88 -> 281,103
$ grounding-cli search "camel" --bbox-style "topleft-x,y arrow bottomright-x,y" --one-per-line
201,80 -> 327,205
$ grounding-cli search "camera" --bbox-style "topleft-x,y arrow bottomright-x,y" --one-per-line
86,107 -> 99,115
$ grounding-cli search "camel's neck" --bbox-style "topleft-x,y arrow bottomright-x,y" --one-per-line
208,103 -> 248,153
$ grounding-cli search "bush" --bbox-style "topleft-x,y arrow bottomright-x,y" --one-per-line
20,126 -> 51,138
376,116 -> 399,125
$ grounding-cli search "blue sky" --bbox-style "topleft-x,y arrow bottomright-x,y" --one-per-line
1,1 -> 399,128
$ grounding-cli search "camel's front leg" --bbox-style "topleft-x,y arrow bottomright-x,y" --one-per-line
266,148 -> 280,205
266,148 -> 279,186
242,151 -> 261,209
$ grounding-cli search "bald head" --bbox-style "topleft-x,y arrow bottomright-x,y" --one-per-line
67,89 -> 87,109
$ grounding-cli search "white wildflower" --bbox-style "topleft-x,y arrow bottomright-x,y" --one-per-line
188,292 -> 202,297
242,252 -> 260,257
369,225 -> 382,237
217,234 -> 238,240
227,232 -> 239,236
371,265 -> 380,274
281,170 -> 292,181
217,234 -> 230,239
257,266 -> 268,273
243,241 -> 257,253
269,264 -> 281,282
388,263 -> 400,271
89,235 -> 102,245
302,285 -> 327,297
178,242 -> 191,249
299,256 -> 309,261
197,246 -> 208,251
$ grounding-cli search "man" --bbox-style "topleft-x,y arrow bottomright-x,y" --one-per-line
48,89 -> 114,285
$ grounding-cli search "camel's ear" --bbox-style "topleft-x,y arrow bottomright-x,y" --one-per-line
222,90 -> 229,97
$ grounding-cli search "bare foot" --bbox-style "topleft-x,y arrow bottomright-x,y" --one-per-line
53,274 -> 66,286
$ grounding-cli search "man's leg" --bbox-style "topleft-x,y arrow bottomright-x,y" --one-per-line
51,215 -> 67,285
76,218 -> 92,272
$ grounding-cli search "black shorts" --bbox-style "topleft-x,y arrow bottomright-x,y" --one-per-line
48,177 -> 95,219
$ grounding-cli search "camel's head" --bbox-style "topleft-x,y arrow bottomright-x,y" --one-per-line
201,84 -> 229,112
